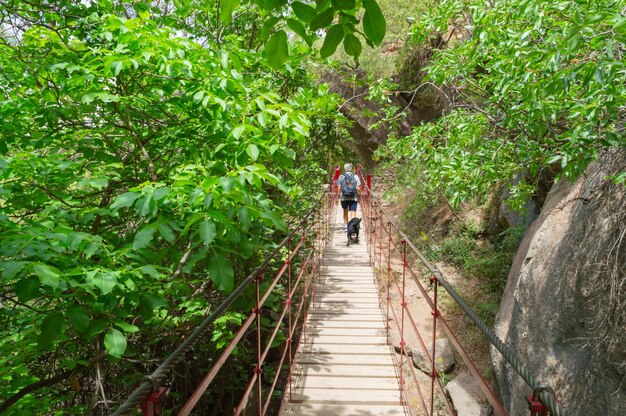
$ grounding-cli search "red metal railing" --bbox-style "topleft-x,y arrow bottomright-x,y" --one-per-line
178,194 -> 333,416
116,164 -> 564,416
355,165 -> 563,416
112,191 -> 334,416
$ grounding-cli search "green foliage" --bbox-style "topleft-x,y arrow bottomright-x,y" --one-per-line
266,30 -> 290,68
362,0 -> 386,46
211,312 -> 247,350
436,234 -> 476,268
431,223 -> 525,296
465,226 -> 526,294
333,0 -> 434,77
321,25 -> 346,58
387,0 -> 626,208
0,1 -> 363,413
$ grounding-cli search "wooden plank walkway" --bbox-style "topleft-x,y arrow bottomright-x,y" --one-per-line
279,208 -> 407,416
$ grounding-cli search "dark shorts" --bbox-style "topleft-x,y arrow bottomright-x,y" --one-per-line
341,200 -> 358,211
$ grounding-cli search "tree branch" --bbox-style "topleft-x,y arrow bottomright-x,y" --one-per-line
0,353 -> 107,413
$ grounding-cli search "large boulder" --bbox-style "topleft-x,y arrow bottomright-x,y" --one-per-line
446,373 -> 493,416
492,150 -> 626,416
485,166 -> 561,237
411,338 -> 455,373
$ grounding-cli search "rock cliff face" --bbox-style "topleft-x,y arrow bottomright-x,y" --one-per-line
325,69 -> 446,167
492,150 -> 626,416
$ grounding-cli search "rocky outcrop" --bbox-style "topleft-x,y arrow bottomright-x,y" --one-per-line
325,69 -> 446,167
485,166 -> 561,237
492,150 -> 626,416
446,373 -> 493,416
411,338 -> 455,373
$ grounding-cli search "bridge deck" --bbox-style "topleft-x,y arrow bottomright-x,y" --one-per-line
279,208 -> 407,416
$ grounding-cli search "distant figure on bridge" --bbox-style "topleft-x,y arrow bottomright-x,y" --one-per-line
338,163 -> 361,232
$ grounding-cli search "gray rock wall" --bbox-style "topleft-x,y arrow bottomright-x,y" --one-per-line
492,150 -> 626,416
325,69 -> 446,167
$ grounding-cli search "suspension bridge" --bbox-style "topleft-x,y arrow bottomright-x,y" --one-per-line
111,169 -> 565,416
279,208 -> 404,415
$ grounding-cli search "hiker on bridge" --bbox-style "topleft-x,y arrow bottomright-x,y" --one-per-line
337,163 -> 361,231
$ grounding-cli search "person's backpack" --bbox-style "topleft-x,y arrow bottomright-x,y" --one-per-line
340,172 -> 358,197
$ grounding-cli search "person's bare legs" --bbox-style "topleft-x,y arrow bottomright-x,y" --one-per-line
343,208 -> 349,227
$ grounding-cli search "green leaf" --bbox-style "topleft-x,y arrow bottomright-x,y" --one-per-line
292,2 -> 316,23
287,18 -> 313,45
256,0 -> 279,11
152,187 -> 170,201
362,0 -> 385,46
82,93 -> 97,104
220,0 -> 241,24
1,261 -> 28,281
104,328 -> 127,358
331,0 -> 355,10
238,206 -> 251,230
343,33 -> 362,57
14,277 -> 40,303
138,265 -> 160,278
113,320 -> 139,333
68,306 -> 90,332
193,90 -> 205,101
85,319 -> 109,339
158,223 -> 175,242
260,210 -> 286,230
38,313 -> 66,347
246,144 -> 260,161
208,254 -> 234,292
257,111 -> 268,127
34,264 -> 60,289
310,8 -> 334,31
137,195 -> 154,216
111,192 -> 140,210
139,293 -> 169,318
199,220 -> 217,245
232,125 -> 245,139
110,61 -> 123,76
260,16 -> 280,42
220,176 -> 234,192
265,30 -> 289,69
89,271 -> 118,295
204,193 -> 213,208
133,227 -> 156,250
320,24 -> 345,58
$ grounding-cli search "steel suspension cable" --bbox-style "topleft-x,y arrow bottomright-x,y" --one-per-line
112,193 -> 328,416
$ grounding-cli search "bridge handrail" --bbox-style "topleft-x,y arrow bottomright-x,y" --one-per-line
355,165 -> 564,416
112,191 -> 332,415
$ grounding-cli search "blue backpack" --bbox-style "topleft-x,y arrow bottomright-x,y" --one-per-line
341,172 -> 358,197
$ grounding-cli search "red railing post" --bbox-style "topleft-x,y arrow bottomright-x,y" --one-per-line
378,206 -> 383,272
527,385 -> 554,416
386,220 -> 392,344
287,237 -> 293,401
255,273 -> 263,415
141,387 -> 166,416
370,201 -> 376,267
430,274 -> 439,416
400,238 -> 408,404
